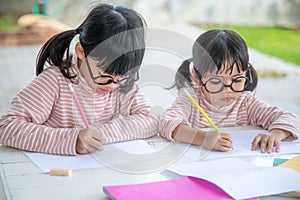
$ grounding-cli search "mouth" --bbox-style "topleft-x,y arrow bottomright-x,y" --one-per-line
221,97 -> 234,103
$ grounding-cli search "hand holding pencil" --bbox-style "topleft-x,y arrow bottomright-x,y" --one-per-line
76,129 -> 105,154
183,89 -> 233,152
68,84 -> 105,154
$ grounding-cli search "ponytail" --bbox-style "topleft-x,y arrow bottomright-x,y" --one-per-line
36,29 -> 78,79
173,58 -> 193,90
245,63 -> 258,92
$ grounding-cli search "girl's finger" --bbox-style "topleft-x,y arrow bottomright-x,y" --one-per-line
266,138 -> 274,153
274,140 -> 281,153
251,135 -> 262,150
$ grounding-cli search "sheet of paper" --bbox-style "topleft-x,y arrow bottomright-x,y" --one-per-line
166,157 -> 300,199
23,140 -> 156,173
183,130 -> 300,160
23,152 -> 102,172
91,139 -> 181,173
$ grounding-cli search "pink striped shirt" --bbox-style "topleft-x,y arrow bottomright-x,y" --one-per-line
160,87 -> 300,141
0,66 -> 159,155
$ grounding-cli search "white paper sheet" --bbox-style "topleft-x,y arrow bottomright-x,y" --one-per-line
23,152 -> 102,172
183,130 -> 300,160
23,140 -> 156,173
167,157 -> 300,199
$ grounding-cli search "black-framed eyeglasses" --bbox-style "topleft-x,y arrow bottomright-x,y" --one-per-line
85,56 -> 139,87
200,76 -> 249,94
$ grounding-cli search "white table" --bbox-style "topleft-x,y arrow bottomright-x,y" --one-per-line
0,127 -> 299,200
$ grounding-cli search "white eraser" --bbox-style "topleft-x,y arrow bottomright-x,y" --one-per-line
49,168 -> 72,176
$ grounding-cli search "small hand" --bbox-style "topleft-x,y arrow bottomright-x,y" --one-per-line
76,128 -> 105,154
251,129 -> 290,153
202,131 -> 233,152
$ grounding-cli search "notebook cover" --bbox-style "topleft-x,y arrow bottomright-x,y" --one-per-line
103,176 -> 257,200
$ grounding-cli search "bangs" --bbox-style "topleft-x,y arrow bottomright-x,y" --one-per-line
92,49 -> 144,76
88,28 -> 145,76
210,40 -> 246,75
218,56 -> 244,75
193,29 -> 249,77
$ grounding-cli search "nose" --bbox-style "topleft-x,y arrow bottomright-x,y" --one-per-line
106,83 -> 119,89
223,79 -> 232,92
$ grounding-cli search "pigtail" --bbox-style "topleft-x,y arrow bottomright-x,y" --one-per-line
36,29 -> 78,79
173,58 -> 193,90
245,63 -> 258,91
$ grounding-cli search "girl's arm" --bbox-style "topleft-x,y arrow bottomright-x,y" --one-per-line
172,124 -> 233,152
90,85 -> 160,144
159,88 -> 194,141
246,95 -> 300,141
0,69 -> 79,155
251,128 -> 291,153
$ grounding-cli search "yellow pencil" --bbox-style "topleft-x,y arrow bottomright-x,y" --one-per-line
183,89 -> 221,133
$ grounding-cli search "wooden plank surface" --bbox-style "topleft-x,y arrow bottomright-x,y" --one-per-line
0,144 -> 174,200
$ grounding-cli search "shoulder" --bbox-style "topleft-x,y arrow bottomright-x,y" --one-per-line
26,67 -> 67,95
36,67 -> 72,86
178,87 -> 192,100
174,87 -> 194,106
37,67 -> 64,81
238,91 -> 272,109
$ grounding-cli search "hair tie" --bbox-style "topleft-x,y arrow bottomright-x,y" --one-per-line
188,59 -> 193,70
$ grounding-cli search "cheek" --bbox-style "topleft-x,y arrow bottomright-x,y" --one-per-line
86,79 -> 97,90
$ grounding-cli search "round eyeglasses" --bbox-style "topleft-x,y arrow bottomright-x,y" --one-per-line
200,76 -> 249,94
85,56 -> 139,87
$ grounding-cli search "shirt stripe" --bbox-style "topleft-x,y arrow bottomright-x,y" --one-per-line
0,66 -> 159,155
160,87 -> 300,141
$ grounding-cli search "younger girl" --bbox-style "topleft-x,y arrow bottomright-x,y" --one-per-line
0,3 -> 159,155
160,29 -> 299,153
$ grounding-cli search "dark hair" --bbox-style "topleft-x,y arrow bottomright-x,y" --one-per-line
175,29 -> 258,91
36,3 -> 146,91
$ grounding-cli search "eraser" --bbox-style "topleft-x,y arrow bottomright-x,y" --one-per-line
49,168 -> 72,176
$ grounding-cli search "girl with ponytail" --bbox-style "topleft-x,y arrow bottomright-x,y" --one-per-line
160,29 -> 299,153
0,3 -> 159,155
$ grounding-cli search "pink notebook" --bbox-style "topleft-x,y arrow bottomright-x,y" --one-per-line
103,176 -> 258,200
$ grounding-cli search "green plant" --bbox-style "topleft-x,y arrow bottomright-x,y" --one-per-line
0,15 -> 22,31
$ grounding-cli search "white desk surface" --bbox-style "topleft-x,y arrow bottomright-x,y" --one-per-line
0,126 -> 299,200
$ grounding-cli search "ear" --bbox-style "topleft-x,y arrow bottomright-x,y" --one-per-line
75,42 -> 85,60
191,68 -> 201,86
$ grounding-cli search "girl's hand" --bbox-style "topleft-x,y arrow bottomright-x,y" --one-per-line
76,128 -> 105,154
202,131 -> 233,152
251,129 -> 290,153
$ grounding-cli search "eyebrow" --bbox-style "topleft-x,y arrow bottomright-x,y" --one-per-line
206,73 -> 245,79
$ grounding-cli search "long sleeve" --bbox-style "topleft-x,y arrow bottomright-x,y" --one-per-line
159,88 -> 194,141
0,68 -> 79,155
245,95 -> 300,141
160,88 -> 300,142
90,85 -> 160,143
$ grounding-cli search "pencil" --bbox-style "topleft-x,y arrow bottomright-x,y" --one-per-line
68,83 -> 90,128
183,89 -> 221,133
